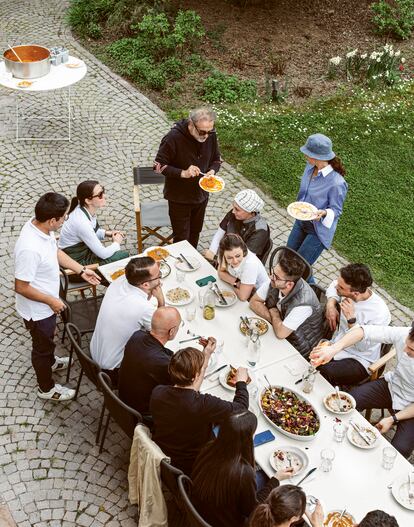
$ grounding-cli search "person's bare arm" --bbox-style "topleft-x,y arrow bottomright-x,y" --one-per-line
15,279 -> 65,314
269,307 -> 293,339
57,250 -> 100,285
309,326 -> 365,366
325,297 -> 340,332
376,403 -> 414,434
249,293 -> 272,323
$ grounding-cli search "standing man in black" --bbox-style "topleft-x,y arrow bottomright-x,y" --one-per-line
154,107 -> 222,248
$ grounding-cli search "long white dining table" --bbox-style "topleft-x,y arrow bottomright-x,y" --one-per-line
99,240 -> 413,525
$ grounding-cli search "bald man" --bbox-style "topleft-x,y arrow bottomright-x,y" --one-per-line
118,306 -> 181,415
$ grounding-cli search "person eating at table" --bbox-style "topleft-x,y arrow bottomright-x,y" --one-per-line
310,322 -> 414,458
59,180 -> 129,268
204,189 -> 270,264
191,411 -> 294,527
118,306 -> 181,416
90,256 -> 164,386
357,510 -> 399,527
217,234 -> 270,302
249,248 -> 325,357
150,343 -> 249,475
319,263 -> 390,386
153,106 -> 222,249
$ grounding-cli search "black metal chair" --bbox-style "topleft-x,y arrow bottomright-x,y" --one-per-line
268,245 -> 312,281
97,371 -> 143,453
133,166 -> 174,253
66,323 -> 106,444
59,265 -> 98,299
178,475 -> 212,527
160,459 -> 184,503
259,237 -> 273,265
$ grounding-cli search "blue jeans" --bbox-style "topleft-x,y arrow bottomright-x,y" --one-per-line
287,221 -> 325,282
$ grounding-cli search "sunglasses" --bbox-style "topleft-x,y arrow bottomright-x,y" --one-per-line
192,120 -> 216,137
91,187 -> 105,199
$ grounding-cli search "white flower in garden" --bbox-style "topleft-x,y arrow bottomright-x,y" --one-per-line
330,56 -> 342,65
370,52 -> 378,60
401,57 -> 406,63
361,53 -> 367,59
346,49 -> 358,58
395,50 -> 401,57
377,58 -> 381,62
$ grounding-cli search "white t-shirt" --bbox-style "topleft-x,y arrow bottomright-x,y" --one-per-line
226,250 -> 269,291
59,206 -> 120,259
14,219 -> 60,321
327,280 -> 391,370
90,276 -> 156,370
256,282 -> 312,331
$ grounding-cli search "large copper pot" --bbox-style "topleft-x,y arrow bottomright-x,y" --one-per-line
3,45 -> 51,79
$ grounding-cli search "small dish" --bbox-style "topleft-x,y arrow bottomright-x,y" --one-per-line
391,473 -> 414,511
346,424 -> 378,449
324,510 -> 355,527
219,365 -> 253,391
165,286 -> 194,306
199,175 -> 225,193
287,201 -> 318,221
323,391 -> 356,415
174,256 -> 201,272
239,317 -> 269,336
214,288 -> 237,307
269,446 -> 309,477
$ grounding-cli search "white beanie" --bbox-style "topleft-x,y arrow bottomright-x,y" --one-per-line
234,189 -> 264,213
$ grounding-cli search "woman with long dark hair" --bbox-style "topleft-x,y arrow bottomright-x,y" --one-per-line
286,134 -> 348,279
191,411 -> 293,527
59,180 -> 129,265
218,233 -> 269,301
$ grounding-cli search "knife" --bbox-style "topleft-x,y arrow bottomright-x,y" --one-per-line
179,253 -> 194,270
179,335 -> 202,344
296,467 -> 317,486
204,364 -> 227,379
350,421 -> 371,446
212,283 -> 228,305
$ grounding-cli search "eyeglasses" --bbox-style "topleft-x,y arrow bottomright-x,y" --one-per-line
137,273 -> 162,286
270,271 -> 291,282
192,120 -> 216,137
91,187 -> 105,199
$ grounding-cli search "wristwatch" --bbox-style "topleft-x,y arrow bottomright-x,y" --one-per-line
347,317 -> 357,325
233,278 -> 241,289
392,414 -> 399,425
78,266 -> 86,276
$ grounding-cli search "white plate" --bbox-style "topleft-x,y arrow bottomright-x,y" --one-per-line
214,288 -> 238,307
269,446 -> 309,477
324,510 -> 356,526
287,201 -> 318,221
323,391 -> 356,415
199,175 -> 225,193
346,423 -> 379,449
391,473 -> 414,511
165,286 -> 194,306
143,245 -> 170,261
219,366 -> 255,392
174,255 -> 201,272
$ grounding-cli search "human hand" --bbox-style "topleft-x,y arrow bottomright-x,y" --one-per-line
151,285 -> 165,305
309,343 -> 337,367
203,249 -> 215,261
49,297 -> 67,314
306,501 -> 324,527
235,367 -> 248,383
314,210 -> 327,221
203,337 -> 217,356
112,232 -> 124,244
205,170 -> 215,177
376,416 -> 394,435
275,467 -> 294,481
325,304 -> 339,332
181,165 -> 200,178
82,268 -> 101,285
340,298 -> 355,321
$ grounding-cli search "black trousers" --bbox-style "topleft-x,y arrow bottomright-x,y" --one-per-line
24,314 -> 56,392
350,378 -> 414,459
318,357 -> 368,386
168,199 -> 208,249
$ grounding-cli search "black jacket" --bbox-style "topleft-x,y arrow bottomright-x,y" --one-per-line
154,119 -> 222,204
220,210 -> 270,260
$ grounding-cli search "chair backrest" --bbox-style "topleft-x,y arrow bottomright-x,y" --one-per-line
259,236 -> 273,265
160,459 -> 184,505
178,475 -> 212,527
66,322 -> 102,388
376,342 -> 393,379
268,245 -> 312,281
133,166 -> 166,186
97,372 -> 142,439
59,267 -> 70,300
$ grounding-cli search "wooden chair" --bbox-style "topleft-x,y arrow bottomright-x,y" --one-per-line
268,245 -> 312,282
364,343 -> 395,422
133,166 -> 174,253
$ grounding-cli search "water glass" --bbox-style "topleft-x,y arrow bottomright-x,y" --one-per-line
247,332 -> 261,367
185,306 -> 196,322
333,421 -> 347,443
382,447 -> 397,470
176,270 -> 185,283
216,339 -> 224,354
320,448 -> 335,472
198,290 -> 204,308
302,367 -> 316,394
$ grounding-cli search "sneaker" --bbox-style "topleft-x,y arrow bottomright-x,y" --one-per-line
51,356 -> 73,372
37,383 -> 76,401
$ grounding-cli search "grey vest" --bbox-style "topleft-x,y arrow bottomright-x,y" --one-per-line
266,279 -> 325,357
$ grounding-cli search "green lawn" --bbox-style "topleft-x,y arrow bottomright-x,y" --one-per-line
171,84 -> 414,311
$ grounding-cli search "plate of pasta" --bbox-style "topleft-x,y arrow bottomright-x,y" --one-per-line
287,201 -> 318,221
199,175 -> 225,193
165,286 -> 194,306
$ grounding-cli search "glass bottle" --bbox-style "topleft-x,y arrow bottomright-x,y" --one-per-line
202,284 -> 216,320
247,330 -> 261,367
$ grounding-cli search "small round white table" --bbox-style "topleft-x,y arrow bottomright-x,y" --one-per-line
0,56 -> 87,141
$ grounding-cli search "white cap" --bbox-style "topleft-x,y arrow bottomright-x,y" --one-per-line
234,189 -> 264,213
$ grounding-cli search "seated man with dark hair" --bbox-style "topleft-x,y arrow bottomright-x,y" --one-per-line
90,256 -> 164,384
358,510 -> 399,527
249,249 -> 324,357
319,263 -> 391,386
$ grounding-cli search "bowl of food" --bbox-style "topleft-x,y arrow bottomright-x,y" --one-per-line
239,317 -> 269,336
219,365 -> 253,391
165,286 -> 194,306
324,510 -> 355,527
323,391 -> 356,415
145,246 -> 170,261
260,386 -> 320,441
4,45 -> 51,79
199,175 -> 225,193
269,446 -> 309,476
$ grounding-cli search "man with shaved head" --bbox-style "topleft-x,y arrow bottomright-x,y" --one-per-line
118,306 -> 181,415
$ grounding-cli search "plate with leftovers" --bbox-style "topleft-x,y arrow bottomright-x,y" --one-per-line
199,175 -> 225,193
174,255 -> 201,272
346,423 -> 379,449
391,473 -> 414,511
323,391 -> 356,415
214,288 -> 238,307
287,201 -> 318,221
324,510 -> 355,527
145,246 -> 170,261
260,386 -> 320,441
269,446 -> 309,477
165,286 -> 194,306
239,317 -> 268,336
219,365 -> 253,391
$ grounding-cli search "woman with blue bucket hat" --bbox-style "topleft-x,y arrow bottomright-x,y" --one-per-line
286,134 -> 348,280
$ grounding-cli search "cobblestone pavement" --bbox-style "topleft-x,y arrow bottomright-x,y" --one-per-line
0,1 -> 413,526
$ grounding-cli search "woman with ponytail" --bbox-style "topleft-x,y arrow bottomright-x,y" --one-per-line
59,180 -> 129,266
286,134 -> 348,280
191,411 -> 293,527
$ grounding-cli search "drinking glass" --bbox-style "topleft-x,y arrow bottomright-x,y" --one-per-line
302,366 -> 316,394
176,270 -> 185,283
320,448 -> 335,472
198,290 -> 204,308
216,339 -> 224,354
185,306 -> 196,322
247,331 -> 261,367
382,447 -> 397,470
333,421 -> 347,443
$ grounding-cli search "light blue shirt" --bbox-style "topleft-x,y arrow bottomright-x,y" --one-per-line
297,162 -> 348,248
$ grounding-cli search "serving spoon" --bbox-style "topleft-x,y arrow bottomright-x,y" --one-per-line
7,43 -> 23,62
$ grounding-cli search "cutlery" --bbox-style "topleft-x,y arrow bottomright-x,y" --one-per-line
350,421 -> 371,446
264,374 -> 273,390
179,335 -> 202,344
408,470 -> 414,500
240,316 -> 251,335
295,365 -> 316,385
335,386 -> 343,412
179,253 -> 194,270
297,467 -> 317,486
212,283 -> 228,305
7,43 -> 23,62
339,509 -> 346,519
354,421 -> 374,444
204,364 -> 227,379
286,452 -> 292,468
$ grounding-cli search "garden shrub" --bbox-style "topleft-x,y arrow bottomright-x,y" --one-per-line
371,0 -> 414,40
201,71 -> 257,103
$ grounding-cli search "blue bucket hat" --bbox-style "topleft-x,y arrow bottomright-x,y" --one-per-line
300,133 -> 335,161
